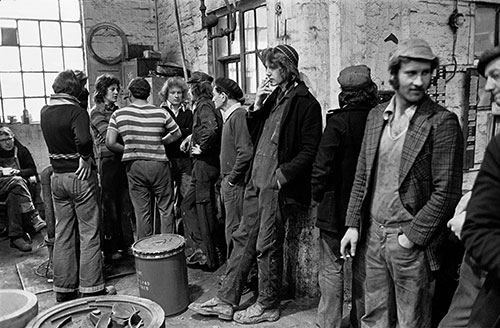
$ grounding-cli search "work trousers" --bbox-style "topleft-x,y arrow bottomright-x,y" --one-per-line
126,160 -> 174,239
6,186 -> 32,238
220,174 -> 245,258
51,171 -> 104,294
362,220 -> 433,328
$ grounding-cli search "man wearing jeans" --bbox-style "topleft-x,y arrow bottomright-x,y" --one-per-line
41,69 -> 106,302
340,39 -> 463,327
107,77 -> 181,239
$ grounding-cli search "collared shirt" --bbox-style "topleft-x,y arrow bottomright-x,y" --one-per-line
222,103 -> 241,123
90,102 -> 119,158
383,96 -> 417,134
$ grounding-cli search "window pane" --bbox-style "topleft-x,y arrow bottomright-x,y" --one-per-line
256,6 -> 267,50
60,0 -> 81,21
40,22 -> 62,46
230,16 -> 240,55
20,47 -> 42,71
42,47 -> 64,71
18,20 -> 40,46
23,73 -> 45,96
62,22 -> 82,46
2,98 -> 24,123
0,73 -> 23,97
44,72 -> 58,94
25,97 -> 46,122
228,62 -> 238,82
258,56 -> 266,85
244,10 -> 256,52
0,47 -> 20,71
216,15 -> 229,56
63,48 -> 84,70
475,7 -> 496,57
0,0 -> 59,20
245,54 -> 257,93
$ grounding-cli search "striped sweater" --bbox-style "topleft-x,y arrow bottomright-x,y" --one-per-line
107,103 -> 180,162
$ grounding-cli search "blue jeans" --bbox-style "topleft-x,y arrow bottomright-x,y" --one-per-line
220,175 -> 245,258
51,171 -> 104,294
362,220 -> 433,328
438,253 -> 487,328
317,230 -> 365,328
126,160 -> 174,239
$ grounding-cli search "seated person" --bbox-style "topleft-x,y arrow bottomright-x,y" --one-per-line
0,126 -> 45,251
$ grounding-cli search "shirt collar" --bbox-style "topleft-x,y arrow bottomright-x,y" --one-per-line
222,103 -> 241,122
383,95 -> 417,122
165,100 -> 185,112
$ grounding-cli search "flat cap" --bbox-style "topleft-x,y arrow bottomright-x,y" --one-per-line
275,44 -> 299,68
389,38 -> 436,62
128,77 -> 151,99
187,71 -> 214,84
338,65 -> 373,89
215,77 -> 243,100
477,46 -> 500,77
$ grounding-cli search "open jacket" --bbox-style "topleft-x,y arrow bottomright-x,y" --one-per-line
247,81 -> 322,206
345,95 -> 464,271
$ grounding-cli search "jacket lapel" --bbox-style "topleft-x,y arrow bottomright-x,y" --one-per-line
365,106 -> 386,177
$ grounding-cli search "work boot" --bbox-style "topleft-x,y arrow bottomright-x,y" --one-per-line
81,285 -> 117,298
31,214 -> 47,232
233,302 -> 280,324
10,236 -> 32,252
56,291 -> 78,303
189,297 -> 234,320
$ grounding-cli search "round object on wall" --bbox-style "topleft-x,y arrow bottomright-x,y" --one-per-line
87,22 -> 128,65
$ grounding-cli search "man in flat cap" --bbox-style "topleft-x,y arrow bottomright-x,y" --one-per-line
190,45 -> 322,324
439,46 -> 500,328
181,71 -> 224,269
312,64 -> 378,328
212,77 -> 253,259
107,77 -> 181,239
340,38 -> 464,327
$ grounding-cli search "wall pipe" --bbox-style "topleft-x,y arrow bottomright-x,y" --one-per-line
173,0 -> 189,79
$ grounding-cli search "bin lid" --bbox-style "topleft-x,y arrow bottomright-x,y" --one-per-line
132,233 -> 185,258
0,289 -> 38,328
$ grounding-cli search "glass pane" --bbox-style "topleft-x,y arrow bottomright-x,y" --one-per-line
60,0 -> 81,21
0,20 -> 16,28
20,47 -> 43,71
245,54 -> 257,93
0,0 -> 59,20
0,47 -> 20,71
63,48 -> 84,70
42,47 -> 64,71
23,73 -> 45,96
41,22 -> 62,46
44,72 -> 58,94
475,7 -> 496,57
216,15 -> 229,56
244,10 -> 255,52
18,20 -> 40,46
230,15 -> 240,55
256,6 -> 267,50
2,98 -> 24,123
228,62 -> 237,82
62,23 -> 82,46
0,73 -> 23,97
25,97 -> 46,122
258,55 -> 266,84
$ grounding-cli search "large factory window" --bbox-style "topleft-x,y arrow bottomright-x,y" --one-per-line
213,1 -> 267,96
0,0 -> 84,124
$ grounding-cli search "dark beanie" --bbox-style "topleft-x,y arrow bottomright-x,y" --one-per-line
128,77 -> 151,100
275,44 -> 299,68
478,46 -> 500,77
215,77 -> 243,100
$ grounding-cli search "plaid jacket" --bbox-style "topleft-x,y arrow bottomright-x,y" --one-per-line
345,95 -> 464,270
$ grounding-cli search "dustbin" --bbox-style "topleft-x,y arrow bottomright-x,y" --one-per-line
132,233 -> 189,316
0,289 -> 38,328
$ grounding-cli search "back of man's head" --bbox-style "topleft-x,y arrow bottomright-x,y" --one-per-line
52,70 -> 83,97
128,77 -> 151,100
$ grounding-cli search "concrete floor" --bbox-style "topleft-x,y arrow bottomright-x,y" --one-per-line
0,232 -> 320,327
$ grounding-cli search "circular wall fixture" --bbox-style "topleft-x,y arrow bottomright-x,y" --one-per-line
87,22 -> 128,65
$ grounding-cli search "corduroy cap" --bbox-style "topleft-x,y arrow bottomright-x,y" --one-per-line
128,77 -> 151,99
338,65 -> 373,89
187,71 -> 214,84
477,46 -> 500,77
275,44 -> 299,68
215,77 -> 243,100
389,38 -> 436,62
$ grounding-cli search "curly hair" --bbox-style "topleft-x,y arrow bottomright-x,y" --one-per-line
339,82 -> 379,109
190,81 -> 213,101
159,76 -> 189,103
388,56 -> 439,90
93,74 -> 121,104
260,47 -> 300,84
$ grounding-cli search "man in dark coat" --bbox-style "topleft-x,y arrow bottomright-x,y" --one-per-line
312,65 -> 378,328
189,44 -> 322,324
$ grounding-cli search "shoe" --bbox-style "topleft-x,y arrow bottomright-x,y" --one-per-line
233,302 -> 280,324
81,285 -> 117,298
188,297 -> 233,320
187,249 -> 207,266
56,291 -> 78,303
10,237 -> 32,252
31,214 -> 46,232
